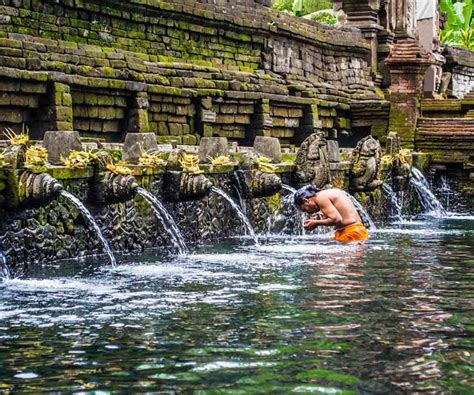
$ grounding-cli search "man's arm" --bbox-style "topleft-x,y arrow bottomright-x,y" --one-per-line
303,197 -> 343,230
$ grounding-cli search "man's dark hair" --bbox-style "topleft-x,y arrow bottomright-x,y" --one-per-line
294,185 -> 321,206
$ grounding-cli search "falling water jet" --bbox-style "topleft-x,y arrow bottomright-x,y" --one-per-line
382,183 -> 402,220
60,190 -> 117,267
344,192 -> 376,230
136,187 -> 188,255
211,186 -> 259,246
0,251 -> 11,280
281,184 -> 305,235
410,168 -> 446,216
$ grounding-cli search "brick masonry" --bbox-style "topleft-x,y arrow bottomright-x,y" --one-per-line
0,0 -> 386,145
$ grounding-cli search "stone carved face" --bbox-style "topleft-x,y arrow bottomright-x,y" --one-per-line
296,133 -> 330,188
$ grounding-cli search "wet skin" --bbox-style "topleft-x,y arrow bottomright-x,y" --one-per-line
298,188 -> 362,231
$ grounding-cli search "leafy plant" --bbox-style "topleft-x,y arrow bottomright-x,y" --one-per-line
62,150 -> 96,169
209,155 -> 233,166
257,156 -> 278,173
272,0 -> 332,17
440,0 -> 473,50
138,152 -> 165,169
179,153 -> 203,174
304,9 -> 337,26
106,163 -> 133,175
4,127 -> 29,146
25,145 -> 48,173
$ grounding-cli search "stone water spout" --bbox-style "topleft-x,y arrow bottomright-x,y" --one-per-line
163,149 -> 213,202
349,135 -> 383,192
18,171 -> 63,206
235,152 -> 282,199
90,151 -> 139,205
385,133 -> 411,192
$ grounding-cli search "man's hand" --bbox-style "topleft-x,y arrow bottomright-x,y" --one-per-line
304,219 -> 319,231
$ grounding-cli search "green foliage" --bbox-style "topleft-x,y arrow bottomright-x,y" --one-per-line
440,0 -> 474,50
304,9 -> 337,25
272,0 -> 333,16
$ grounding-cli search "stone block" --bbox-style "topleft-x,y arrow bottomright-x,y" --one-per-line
123,133 -> 159,164
43,130 -> 82,165
327,140 -> 340,163
253,136 -> 282,163
198,137 -> 229,163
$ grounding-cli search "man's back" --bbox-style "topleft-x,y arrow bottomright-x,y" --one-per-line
315,189 -> 362,227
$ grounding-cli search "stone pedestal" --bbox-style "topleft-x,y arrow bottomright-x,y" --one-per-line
43,130 -> 82,165
198,137 -> 228,163
253,136 -> 282,163
123,133 -> 159,164
127,92 -> 150,133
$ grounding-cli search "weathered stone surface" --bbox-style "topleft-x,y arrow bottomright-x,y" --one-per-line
295,133 -> 331,189
43,130 -> 82,165
349,135 -> 383,192
123,133 -> 159,164
198,137 -> 229,163
253,136 -> 282,163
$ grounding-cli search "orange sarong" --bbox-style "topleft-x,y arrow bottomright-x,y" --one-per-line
333,222 -> 369,243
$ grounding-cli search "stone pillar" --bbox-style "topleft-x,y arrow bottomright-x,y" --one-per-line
44,82 -> 73,132
295,103 -> 320,145
393,0 -> 417,39
127,92 -> 150,133
386,39 -> 431,147
246,98 -> 272,145
196,96 -> 216,138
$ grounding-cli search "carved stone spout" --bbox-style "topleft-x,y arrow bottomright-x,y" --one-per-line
235,170 -> 281,199
90,151 -> 139,204
295,133 -> 331,188
349,135 -> 383,192
18,171 -> 63,206
163,171 -> 213,202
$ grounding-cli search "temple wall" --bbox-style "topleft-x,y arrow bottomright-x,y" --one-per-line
444,47 -> 474,99
0,0 -> 386,145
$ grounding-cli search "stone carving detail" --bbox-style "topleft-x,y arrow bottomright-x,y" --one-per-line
18,171 -> 63,206
295,133 -> 331,188
91,152 -> 139,204
350,135 -> 383,192
236,152 -> 282,199
163,171 -> 213,202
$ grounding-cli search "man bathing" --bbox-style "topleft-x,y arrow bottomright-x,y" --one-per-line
294,185 -> 369,243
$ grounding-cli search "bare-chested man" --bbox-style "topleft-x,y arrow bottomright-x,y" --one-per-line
294,185 -> 369,243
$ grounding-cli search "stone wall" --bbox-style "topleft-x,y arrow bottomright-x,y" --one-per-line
0,0 -> 386,145
444,47 -> 474,99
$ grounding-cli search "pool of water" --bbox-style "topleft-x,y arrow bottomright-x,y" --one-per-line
0,217 -> 473,393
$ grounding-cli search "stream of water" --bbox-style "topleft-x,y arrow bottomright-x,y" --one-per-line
60,190 -> 116,267
0,216 -> 472,393
136,187 -> 188,255
0,251 -> 11,280
211,186 -> 260,246
410,168 -> 446,216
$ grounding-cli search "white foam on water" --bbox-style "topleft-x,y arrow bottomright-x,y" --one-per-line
256,284 -> 301,291
113,263 -> 239,281
257,243 -> 356,255
3,278 -> 117,295
373,228 -> 464,236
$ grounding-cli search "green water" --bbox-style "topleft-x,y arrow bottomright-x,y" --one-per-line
0,217 -> 473,393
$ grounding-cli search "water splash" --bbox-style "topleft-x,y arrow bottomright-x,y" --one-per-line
410,168 -> 446,216
280,184 -> 305,235
136,188 -> 188,255
211,187 -> 259,246
382,183 -> 402,220
0,251 -> 11,280
345,193 -> 376,230
60,190 -> 117,267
